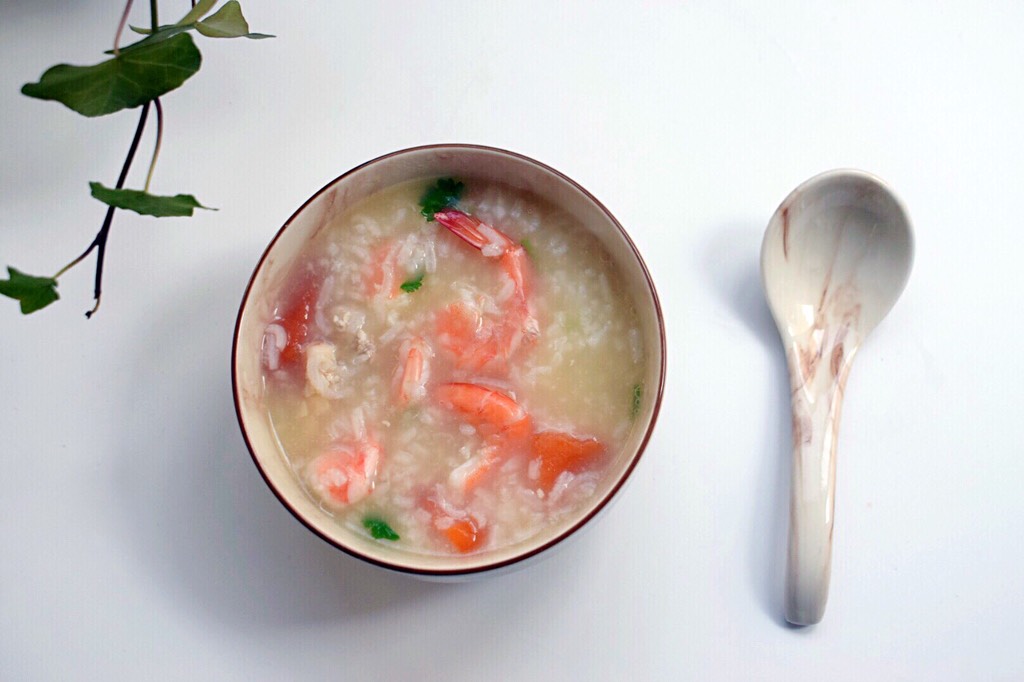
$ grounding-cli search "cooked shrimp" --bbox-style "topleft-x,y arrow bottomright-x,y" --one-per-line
394,336 -> 432,404
435,382 -> 531,439
306,439 -> 381,509
305,342 -> 347,399
422,490 -> 487,553
434,209 -> 539,363
448,444 -> 501,494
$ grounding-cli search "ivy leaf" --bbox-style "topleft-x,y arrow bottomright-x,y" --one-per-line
363,517 -> 400,541
114,24 -> 195,53
420,177 -> 464,220
89,182 -> 214,217
0,267 -> 59,314
196,1 -> 274,39
177,0 -> 220,26
400,271 -> 425,293
22,33 -> 202,117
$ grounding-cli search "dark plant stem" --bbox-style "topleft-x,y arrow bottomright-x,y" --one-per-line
58,0 -> 160,317
83,102 -> 151,318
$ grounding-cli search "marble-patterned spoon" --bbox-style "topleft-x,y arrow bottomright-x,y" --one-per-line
761,170 -> 914,625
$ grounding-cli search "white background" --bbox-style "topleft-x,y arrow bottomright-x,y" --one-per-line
2,2 -> 1022,680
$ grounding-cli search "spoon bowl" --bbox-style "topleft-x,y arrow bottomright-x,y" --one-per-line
761,169 -> 913,625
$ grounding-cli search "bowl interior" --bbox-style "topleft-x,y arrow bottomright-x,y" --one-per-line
234,145 -> 665,574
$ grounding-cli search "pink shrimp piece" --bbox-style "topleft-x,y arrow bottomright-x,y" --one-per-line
364,239 -> 401,299
394,336 -> 432,404
448,444 -> 502,494
435,382 -> 531,439
433,209 -> 540,370
434,209 -> 533,305
305,440 -> 381,509
421,490 -> 488,554
434,300 -> 503,371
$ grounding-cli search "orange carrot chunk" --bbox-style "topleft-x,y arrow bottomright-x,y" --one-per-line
531,431 -> 605,493
443,518 -> 485,553
276,272 -> 319,367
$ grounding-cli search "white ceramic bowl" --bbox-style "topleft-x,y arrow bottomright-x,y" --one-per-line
233,144 -> 666,578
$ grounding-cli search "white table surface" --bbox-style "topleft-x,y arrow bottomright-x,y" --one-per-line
3,2 -> 1022,680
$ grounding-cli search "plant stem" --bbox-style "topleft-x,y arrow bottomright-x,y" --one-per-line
144,98 -> 164,193
113,0 -> 135,56
150,0 -> 159,30
82,102 -> 151,318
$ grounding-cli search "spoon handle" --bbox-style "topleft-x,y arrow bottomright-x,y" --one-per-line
784,336 -> 854,625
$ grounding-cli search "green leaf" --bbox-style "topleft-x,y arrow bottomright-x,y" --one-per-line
363,517 -> 400,541
0,267 -> 59,314
177,0 -> 220,26
400,271 -> 425,293
420,177 -> 464,220
196,1 -> 274,39
23,33 -> 202,117
113,24 -> 196,54
89,182 -> 214,217
630,382 -> 643,419
520,238 -> 535,259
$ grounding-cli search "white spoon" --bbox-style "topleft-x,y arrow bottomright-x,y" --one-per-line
760,170 -> 914,625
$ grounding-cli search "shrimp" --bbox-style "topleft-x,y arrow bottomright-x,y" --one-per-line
422,489 -> 487,553
433,209 -> 539,369
448,444 -> 501,494
435,382 -> 531,439
305,439 -> 381,509
393,336 -> 432,404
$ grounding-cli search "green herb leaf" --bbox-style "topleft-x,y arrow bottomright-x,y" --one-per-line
196,1 -> 274,39
420,177 -> 464,220
400,271 -> 425,293
89,182 -> 214,217
23,33 -> 202,117
177,0 -> 220,26
520,238 -> 535,259
630,383 -> 643,419
0,267 -> 59,314
363,517 -> 400,541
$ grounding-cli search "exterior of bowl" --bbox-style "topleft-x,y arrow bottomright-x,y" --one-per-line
232,144 -> 666,579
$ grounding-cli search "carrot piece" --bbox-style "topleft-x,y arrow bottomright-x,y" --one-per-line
531,431 -> 604,493
443,518 -> 485,553
276,272 -> 319,366
422,495 -> 487,553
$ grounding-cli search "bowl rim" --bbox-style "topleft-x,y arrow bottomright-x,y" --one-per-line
232,143 -> 667,576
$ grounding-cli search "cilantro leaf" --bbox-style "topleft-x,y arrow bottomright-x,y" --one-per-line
630,383 -> 643,419
0,267 -> 59,314
420,177 -> 464,221
363,517 -> 400,541
22,33 -> 202,118
89,182 -> 214,217
400,271 -> 425,293
520,238 -> 535,259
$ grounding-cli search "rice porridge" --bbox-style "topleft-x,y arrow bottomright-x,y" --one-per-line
261,177 -> 646,556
